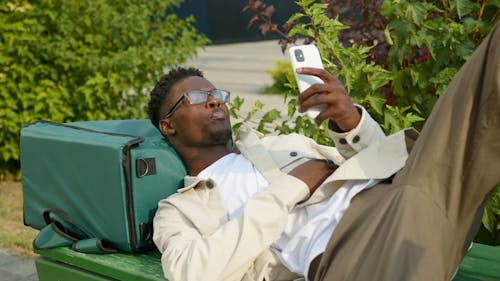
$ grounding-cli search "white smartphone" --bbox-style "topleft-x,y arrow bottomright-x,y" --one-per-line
288,44 -> 325,119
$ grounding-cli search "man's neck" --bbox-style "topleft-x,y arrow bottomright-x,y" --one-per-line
182,145 -> 232,176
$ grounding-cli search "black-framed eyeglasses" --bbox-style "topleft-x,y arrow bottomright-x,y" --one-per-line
163,89 -> 231,119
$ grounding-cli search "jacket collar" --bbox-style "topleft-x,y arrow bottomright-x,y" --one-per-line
178,176 -> 216,193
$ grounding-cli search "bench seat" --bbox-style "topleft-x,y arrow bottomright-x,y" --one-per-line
34,243 -> 500,281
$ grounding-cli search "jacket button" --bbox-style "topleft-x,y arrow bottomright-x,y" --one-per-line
339,138 -> 347,145
352,135 -> 360,143
206,179 -> 215,189
289,151 -> 298,157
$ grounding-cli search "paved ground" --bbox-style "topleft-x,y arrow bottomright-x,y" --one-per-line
0,249 -> 38,281
187,40 -> 290,120
0,39 -> 289,280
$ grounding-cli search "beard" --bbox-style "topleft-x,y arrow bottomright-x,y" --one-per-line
207,124 -> 233,145
205,107 -> 232,145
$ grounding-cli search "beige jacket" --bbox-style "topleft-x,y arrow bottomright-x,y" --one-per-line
153,106 -> 418,281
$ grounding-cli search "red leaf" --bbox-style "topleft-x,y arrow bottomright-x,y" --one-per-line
255,0 -> 265,12
263,5 -> 275,19
420,52 -> 431,62
259,22 -> 271,35
242,0 -> 256,12
247,15 -> 260,29
279,39 -> 288,54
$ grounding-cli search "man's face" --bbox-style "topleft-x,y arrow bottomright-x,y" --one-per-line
160,76 -> 232,148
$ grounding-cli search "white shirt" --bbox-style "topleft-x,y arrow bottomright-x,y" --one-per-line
197,153 -> 380,280
272,179 -> 380,280
198,153 -> 268,220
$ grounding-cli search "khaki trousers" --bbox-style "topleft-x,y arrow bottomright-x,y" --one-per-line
314,23 -> 500,281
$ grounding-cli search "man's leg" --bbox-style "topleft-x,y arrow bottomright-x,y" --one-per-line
314,23 -> 500,281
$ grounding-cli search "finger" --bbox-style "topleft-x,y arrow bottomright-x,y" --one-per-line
298,91 -> 331,113
313,100 -> 349,125
314,97 -> 361,130
298,77 -> 346,104
298,83 -> 346,112
296,67 -> 335,83
300,89 -> 352,117
314,111 -> 327,125
298,83 -> 327,104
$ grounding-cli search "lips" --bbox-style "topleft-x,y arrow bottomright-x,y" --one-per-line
210,109 -> 228,120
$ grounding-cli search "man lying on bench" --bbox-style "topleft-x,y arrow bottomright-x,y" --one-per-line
147,23 -> 499,281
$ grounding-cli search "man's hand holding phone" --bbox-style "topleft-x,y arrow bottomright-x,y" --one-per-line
296,67 -> 361,132
289,45 -> 360,131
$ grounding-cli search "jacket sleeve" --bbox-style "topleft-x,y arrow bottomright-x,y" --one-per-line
153,173 -> 309,281
329,105 -> 386,160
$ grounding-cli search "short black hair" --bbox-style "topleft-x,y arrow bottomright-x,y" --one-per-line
147,67 -> 204,129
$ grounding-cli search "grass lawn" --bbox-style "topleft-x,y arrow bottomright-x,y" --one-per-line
0,181 -> 38,258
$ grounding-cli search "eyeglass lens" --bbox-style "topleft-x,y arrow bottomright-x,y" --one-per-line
185,90 -> 230,104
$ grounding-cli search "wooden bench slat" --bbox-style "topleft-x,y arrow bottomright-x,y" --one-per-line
36,257 -> 111,281
452,272 -> 492,281
457,250 -> 500,280
35,243 -> 500,281
35,247 -> 164,281
466,243 -> 500,263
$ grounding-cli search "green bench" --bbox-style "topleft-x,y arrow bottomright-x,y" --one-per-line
34,243 -> 500,281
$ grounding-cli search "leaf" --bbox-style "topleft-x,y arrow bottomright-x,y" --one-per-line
482,185 -> 500,233
232,122 -> 244,137
384,26 -> 394,46
229,96 -> 244,118
388,20 -> 414,46
263,5 -> 275,19
403,113 -> 424,128
406,2 -> 426,25
455,40 -> 476,60
391,70 -> 406,96
247,15 -> 259,29
365,95 -> 386,116
410,68 -> 420,86
244,100 -> 264,122
368,68 -> 392,91
297,0 -> 316,7
288,98 -> 297,118
261,109 -> 281,124
286,12 -> 304,24
452,0 -> 477,19
384,109 -> 401,133
490,0 -> 500,8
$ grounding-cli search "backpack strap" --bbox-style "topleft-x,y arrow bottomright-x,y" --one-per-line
34,208 -> 117,254
33,222 -> 76,249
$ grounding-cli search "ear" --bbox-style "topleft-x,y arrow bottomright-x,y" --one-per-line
159,118 -> 176,137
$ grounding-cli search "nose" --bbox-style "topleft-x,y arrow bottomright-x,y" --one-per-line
206,94 -> 221,108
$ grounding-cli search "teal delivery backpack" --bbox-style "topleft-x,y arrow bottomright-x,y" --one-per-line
20,119 -> 187,253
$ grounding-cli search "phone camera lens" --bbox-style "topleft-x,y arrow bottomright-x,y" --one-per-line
294,49 -> 305,62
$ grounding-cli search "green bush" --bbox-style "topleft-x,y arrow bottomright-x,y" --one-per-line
0,1 -> 209,178
477,184 -> 500,245
263,61 -> 295,94
246,0 -> 498,135
240,0 -> 499,244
